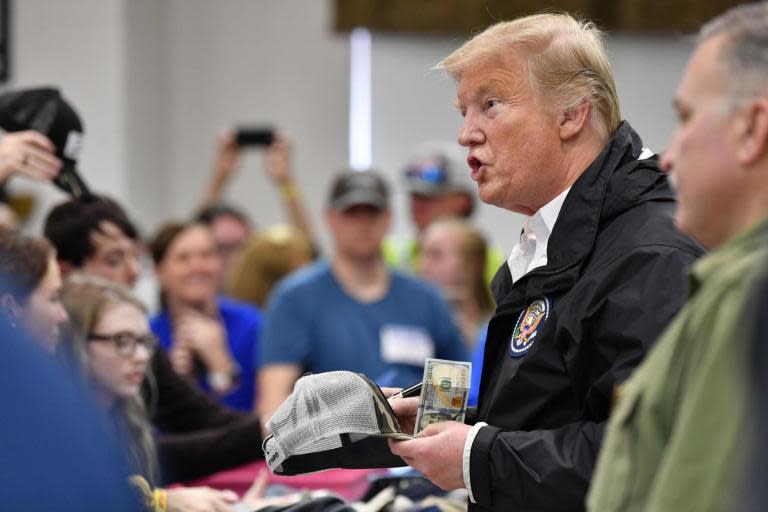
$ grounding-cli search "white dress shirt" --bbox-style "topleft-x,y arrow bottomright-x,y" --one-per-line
507,186 -> 571,283
463,186 -> 571,503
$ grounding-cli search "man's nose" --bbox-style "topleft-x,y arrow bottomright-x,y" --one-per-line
458,116 -> 482,147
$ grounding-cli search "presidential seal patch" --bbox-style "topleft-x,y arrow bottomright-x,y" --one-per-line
509,298 -> 551,358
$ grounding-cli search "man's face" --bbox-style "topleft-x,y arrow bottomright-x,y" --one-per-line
82,221 -> 141,288
662,36 -> 742,249
457,53 -> 563,216
209,214 -> 250,286
22,255 -> 68,351
326,204 -> 391,260
409,192 -> 469,232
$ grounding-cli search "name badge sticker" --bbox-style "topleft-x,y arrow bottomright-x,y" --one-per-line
380,325 -> 435,366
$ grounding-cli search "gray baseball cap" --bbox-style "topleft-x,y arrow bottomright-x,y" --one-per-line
262,371 -> 409,475
327,170 -> 390,211
403,142 -> 474,197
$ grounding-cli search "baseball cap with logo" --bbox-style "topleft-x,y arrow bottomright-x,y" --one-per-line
327,170 -> 389,211
262,371 -> 409,475
0,87 -> 93,201
403,141 -> 474,197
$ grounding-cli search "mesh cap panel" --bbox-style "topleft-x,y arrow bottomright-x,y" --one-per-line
265,372 -> 383,471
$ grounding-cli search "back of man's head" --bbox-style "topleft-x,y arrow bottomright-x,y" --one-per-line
699,2 -> 768,106
437,12 -> 621,143
43,196 -> 138,267
196,203 -> 251,229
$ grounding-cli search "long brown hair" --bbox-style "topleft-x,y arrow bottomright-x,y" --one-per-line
0,227 -> 54,304
60,274 -> 159,484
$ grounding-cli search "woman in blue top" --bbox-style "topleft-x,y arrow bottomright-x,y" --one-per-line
149,221 -> 263,412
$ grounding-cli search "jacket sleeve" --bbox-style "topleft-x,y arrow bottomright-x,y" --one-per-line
145,349 -> 244,433
157,416 -> 263,484
469,245 -> 700,510
146,351 -> 264,483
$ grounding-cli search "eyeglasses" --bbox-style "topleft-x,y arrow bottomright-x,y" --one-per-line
88,331 -> 158,357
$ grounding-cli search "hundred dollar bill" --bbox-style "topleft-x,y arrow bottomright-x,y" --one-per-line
414,358 -> 471,435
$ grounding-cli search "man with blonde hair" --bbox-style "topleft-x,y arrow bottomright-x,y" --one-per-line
388,13 -> 702,511
588,3 -> 768,510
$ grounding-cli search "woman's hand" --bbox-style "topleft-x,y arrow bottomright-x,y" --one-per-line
165,486 -> 238,512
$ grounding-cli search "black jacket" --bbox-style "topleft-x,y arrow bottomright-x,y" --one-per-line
469,123 -> 704,511
143,349 -> 263,483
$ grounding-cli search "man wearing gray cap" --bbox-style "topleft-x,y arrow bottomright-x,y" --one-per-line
384,142 -> 504,285
257,170 -> 467,430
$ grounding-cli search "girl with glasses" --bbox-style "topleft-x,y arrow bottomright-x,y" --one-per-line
60,274 -> 239,512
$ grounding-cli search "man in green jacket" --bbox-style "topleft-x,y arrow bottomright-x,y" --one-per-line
587,3 -> 768,511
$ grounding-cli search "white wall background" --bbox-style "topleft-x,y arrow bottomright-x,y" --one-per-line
5,0 -> 695,257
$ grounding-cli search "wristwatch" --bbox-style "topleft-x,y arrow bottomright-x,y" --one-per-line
206,368 -> 240,394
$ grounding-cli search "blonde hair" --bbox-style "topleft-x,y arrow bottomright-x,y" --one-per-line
60,274 -> 159,484
437,13 -> 621,142
227,225 -> 314,308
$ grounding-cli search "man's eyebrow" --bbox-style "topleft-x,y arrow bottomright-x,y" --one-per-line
455,84 -> 496,109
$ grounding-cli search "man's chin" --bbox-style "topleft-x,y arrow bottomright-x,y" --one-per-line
675,215 -> 710,250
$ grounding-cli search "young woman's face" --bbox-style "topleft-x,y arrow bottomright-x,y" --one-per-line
420,225 -> 466,289
20,255 -> 68,351
87,302 -> 152,401
155,226 -> 221,307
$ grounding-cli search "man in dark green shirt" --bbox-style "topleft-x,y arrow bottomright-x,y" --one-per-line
588,4 -> 768,511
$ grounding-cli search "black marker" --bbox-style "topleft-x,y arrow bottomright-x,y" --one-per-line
390,382 -> 423,399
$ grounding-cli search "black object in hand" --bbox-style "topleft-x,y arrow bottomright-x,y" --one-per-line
235,127 -> 275,147
390,382 -> 423,399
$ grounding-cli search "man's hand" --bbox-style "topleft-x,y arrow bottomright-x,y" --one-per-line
0,131 -> 62,183
387,393 -> 419,436
388,421 -> 471,491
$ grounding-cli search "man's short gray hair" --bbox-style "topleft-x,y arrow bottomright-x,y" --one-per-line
700,2 -> 768,107
437,13 -> 621,143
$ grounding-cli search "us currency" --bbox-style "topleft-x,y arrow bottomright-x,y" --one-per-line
414,358 -> 471,435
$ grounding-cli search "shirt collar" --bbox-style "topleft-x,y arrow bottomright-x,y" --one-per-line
690,216 -> 768,294
524,186 -> 571,243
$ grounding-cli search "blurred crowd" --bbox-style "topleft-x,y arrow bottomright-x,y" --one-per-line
1,3 -> 768,512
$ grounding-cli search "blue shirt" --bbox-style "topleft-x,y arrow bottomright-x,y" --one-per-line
151,297 -> 262,412
0,323 -> 139,510
260,260 -> 467,388
468,324 -> 488,407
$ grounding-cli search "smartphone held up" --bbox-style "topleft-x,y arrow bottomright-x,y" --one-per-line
235,126 -> 275,147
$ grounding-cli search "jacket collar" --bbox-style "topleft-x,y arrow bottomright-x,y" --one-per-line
492,121 -> 672,311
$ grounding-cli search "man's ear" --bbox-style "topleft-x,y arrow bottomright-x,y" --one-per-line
736,97 -> 768,167
558,100 -> 591,141
58,259 -> 74,279
0,294 -> 22,327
